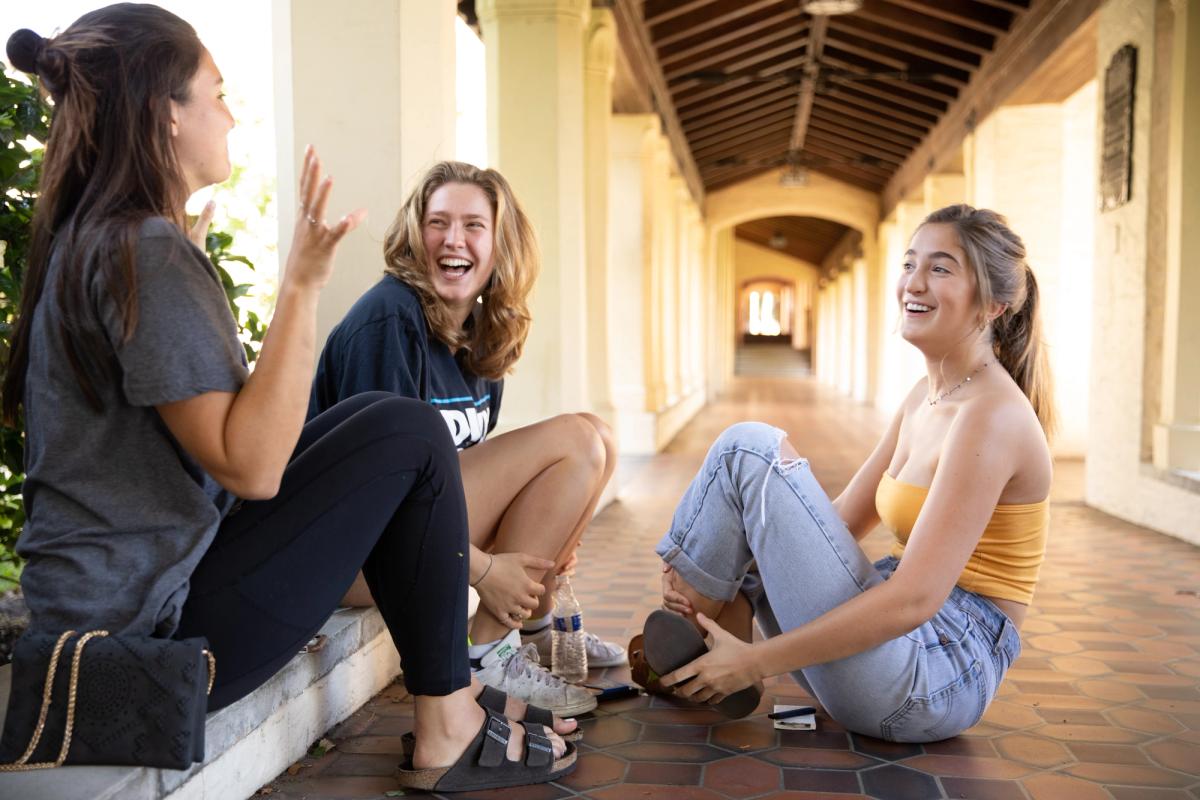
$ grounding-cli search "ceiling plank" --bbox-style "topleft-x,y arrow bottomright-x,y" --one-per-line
694,124 -> 793,160
815,85 -> 939,128
654,0 -> 788,49
809,105 -> 923,147
682,91 -> 796,135
806,116 -> 915,158
883,0 -> 1014,36
643,0 -> 721,27
830,16 -> 980,73
975,0 -> 1032,12
612,0 -> 706,203
689,108 -> 797,150
665,24 -> 806,81
811,107 -> 921,151
815,95 -> 931,136
857,0 -> 994,54
660,10 -> 797,68
674,55 -> 807,107
818,51 -> 954,109
803,128 -> 907,166
696,115 -> 796,155
882,0 -> 1100,214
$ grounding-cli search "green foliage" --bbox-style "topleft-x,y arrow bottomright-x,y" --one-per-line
0,72 -> 267,590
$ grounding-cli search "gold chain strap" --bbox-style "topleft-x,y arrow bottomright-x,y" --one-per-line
0,632 -> 217,772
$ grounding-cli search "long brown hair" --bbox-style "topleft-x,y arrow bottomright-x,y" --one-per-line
922,204 -> 1056,437
383,161 -> 538,380
3,4 -> 201,422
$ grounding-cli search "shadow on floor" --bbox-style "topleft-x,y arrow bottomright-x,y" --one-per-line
261,373 -> 1200,800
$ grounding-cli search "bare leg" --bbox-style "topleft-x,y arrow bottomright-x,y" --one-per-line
460,414 -> 608,645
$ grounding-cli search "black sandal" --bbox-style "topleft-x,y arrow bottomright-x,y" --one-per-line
395,709 -> 576,793
643,609 -> 762,719
476,685 -> 583,742
400,685 -> 583,759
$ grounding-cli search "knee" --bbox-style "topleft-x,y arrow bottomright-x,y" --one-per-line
714,422 -> 783,456
577,412 -> 617,468
549,413 -> 606,478
366,396 -> 456,452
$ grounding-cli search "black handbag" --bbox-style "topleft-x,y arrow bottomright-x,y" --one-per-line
0,629 -> 215,771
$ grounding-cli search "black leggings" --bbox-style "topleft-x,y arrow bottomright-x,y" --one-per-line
176,392 -> 470,711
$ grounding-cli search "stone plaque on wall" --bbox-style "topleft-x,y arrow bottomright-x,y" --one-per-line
1101,44 -> 1137,211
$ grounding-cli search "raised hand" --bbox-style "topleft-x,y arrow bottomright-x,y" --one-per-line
285,145 -> 367,291
476,551 -> 555,629
187,199 -> 216,251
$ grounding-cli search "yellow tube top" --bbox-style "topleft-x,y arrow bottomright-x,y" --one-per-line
875,472 -> 1050,604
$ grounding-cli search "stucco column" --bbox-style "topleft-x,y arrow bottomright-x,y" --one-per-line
923,173 -> 966,213
584,7 -> 616,427
645,136 -> 671,413
478,0 -> 590,426
608,114 -> 659,453
273,0 -> 456,348
1154,0 -> 1200,471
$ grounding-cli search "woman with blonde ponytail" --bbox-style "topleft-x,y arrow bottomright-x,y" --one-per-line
631,204 -> 1054,744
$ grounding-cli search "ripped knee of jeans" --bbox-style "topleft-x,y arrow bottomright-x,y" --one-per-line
759,436 -> 806,526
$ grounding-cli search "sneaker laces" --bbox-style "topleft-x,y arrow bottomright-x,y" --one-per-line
583,631 -> 620,655
502,643 -> 570,688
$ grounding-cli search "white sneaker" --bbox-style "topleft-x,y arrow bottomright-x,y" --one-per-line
525,626 -> 628,668
474,629 -> 598,718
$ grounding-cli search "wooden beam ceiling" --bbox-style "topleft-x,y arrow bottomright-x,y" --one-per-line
735,216 -> 853,265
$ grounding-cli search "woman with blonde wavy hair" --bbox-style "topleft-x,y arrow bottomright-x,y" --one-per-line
310,161 -> 623,719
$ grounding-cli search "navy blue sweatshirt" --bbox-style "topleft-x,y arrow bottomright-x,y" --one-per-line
308,276 -> 502,449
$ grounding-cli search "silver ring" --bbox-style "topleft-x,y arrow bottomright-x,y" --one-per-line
509,612 -> 523,622
306,215 -> 318,225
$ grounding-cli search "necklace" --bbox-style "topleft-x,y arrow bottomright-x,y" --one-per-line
928,361 -> 989,406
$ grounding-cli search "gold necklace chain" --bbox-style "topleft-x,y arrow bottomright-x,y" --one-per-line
928,361 -> 989,406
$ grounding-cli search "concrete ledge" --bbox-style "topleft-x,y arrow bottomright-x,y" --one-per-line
0,608 -> 400,800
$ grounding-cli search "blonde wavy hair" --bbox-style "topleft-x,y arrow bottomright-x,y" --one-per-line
922,204 -> 1056,438
383,162 -> 539,380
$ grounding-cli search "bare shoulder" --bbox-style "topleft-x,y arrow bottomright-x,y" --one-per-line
953,385 -> 1052,503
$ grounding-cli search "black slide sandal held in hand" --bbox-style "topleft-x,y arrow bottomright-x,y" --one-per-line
643,609 -> 762,719
395,709 -> 576,793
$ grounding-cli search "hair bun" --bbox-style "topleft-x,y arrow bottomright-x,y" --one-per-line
6,29 -> 45,75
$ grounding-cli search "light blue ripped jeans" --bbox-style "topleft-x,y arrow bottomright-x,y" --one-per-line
655,422 -> 1021,743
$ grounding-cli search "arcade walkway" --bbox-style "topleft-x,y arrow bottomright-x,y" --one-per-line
259,373 -> 1200,800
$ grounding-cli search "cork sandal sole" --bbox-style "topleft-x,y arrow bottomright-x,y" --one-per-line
395,711 -> 576,793
399,686 -> 581,762
643,609 -> 762,719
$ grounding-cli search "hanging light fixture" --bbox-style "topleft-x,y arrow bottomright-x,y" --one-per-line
779,165 -> 809,187
769,230 -> 788,249
802,0 -> 863,14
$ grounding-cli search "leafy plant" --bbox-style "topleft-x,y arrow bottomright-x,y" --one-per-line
0,71 -> 267,590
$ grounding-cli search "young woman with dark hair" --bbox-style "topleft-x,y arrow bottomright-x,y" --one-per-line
638,205 -> 1054,743
1,4 -> 573,790
310,161 -> 624,719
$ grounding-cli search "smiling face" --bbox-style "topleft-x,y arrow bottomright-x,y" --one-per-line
897,223 -> 984,353
421,182 -> 496,322
170,48 -> 234,195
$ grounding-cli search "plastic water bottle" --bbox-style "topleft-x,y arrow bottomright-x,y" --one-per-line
551,575 -> 588,682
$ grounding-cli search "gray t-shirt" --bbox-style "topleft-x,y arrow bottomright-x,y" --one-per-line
18,217 -> 248,637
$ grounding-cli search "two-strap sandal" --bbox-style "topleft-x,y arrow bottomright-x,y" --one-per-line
642,609 -> 762,719
400,685 -> 583,760
394,708 -> 576,792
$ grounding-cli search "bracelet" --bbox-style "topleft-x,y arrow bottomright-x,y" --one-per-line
470,554 -> 494,587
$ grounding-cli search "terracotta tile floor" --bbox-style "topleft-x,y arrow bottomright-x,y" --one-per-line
260,372 -> 1200,800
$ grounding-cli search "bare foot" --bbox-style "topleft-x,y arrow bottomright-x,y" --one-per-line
412,688 -> 566,769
